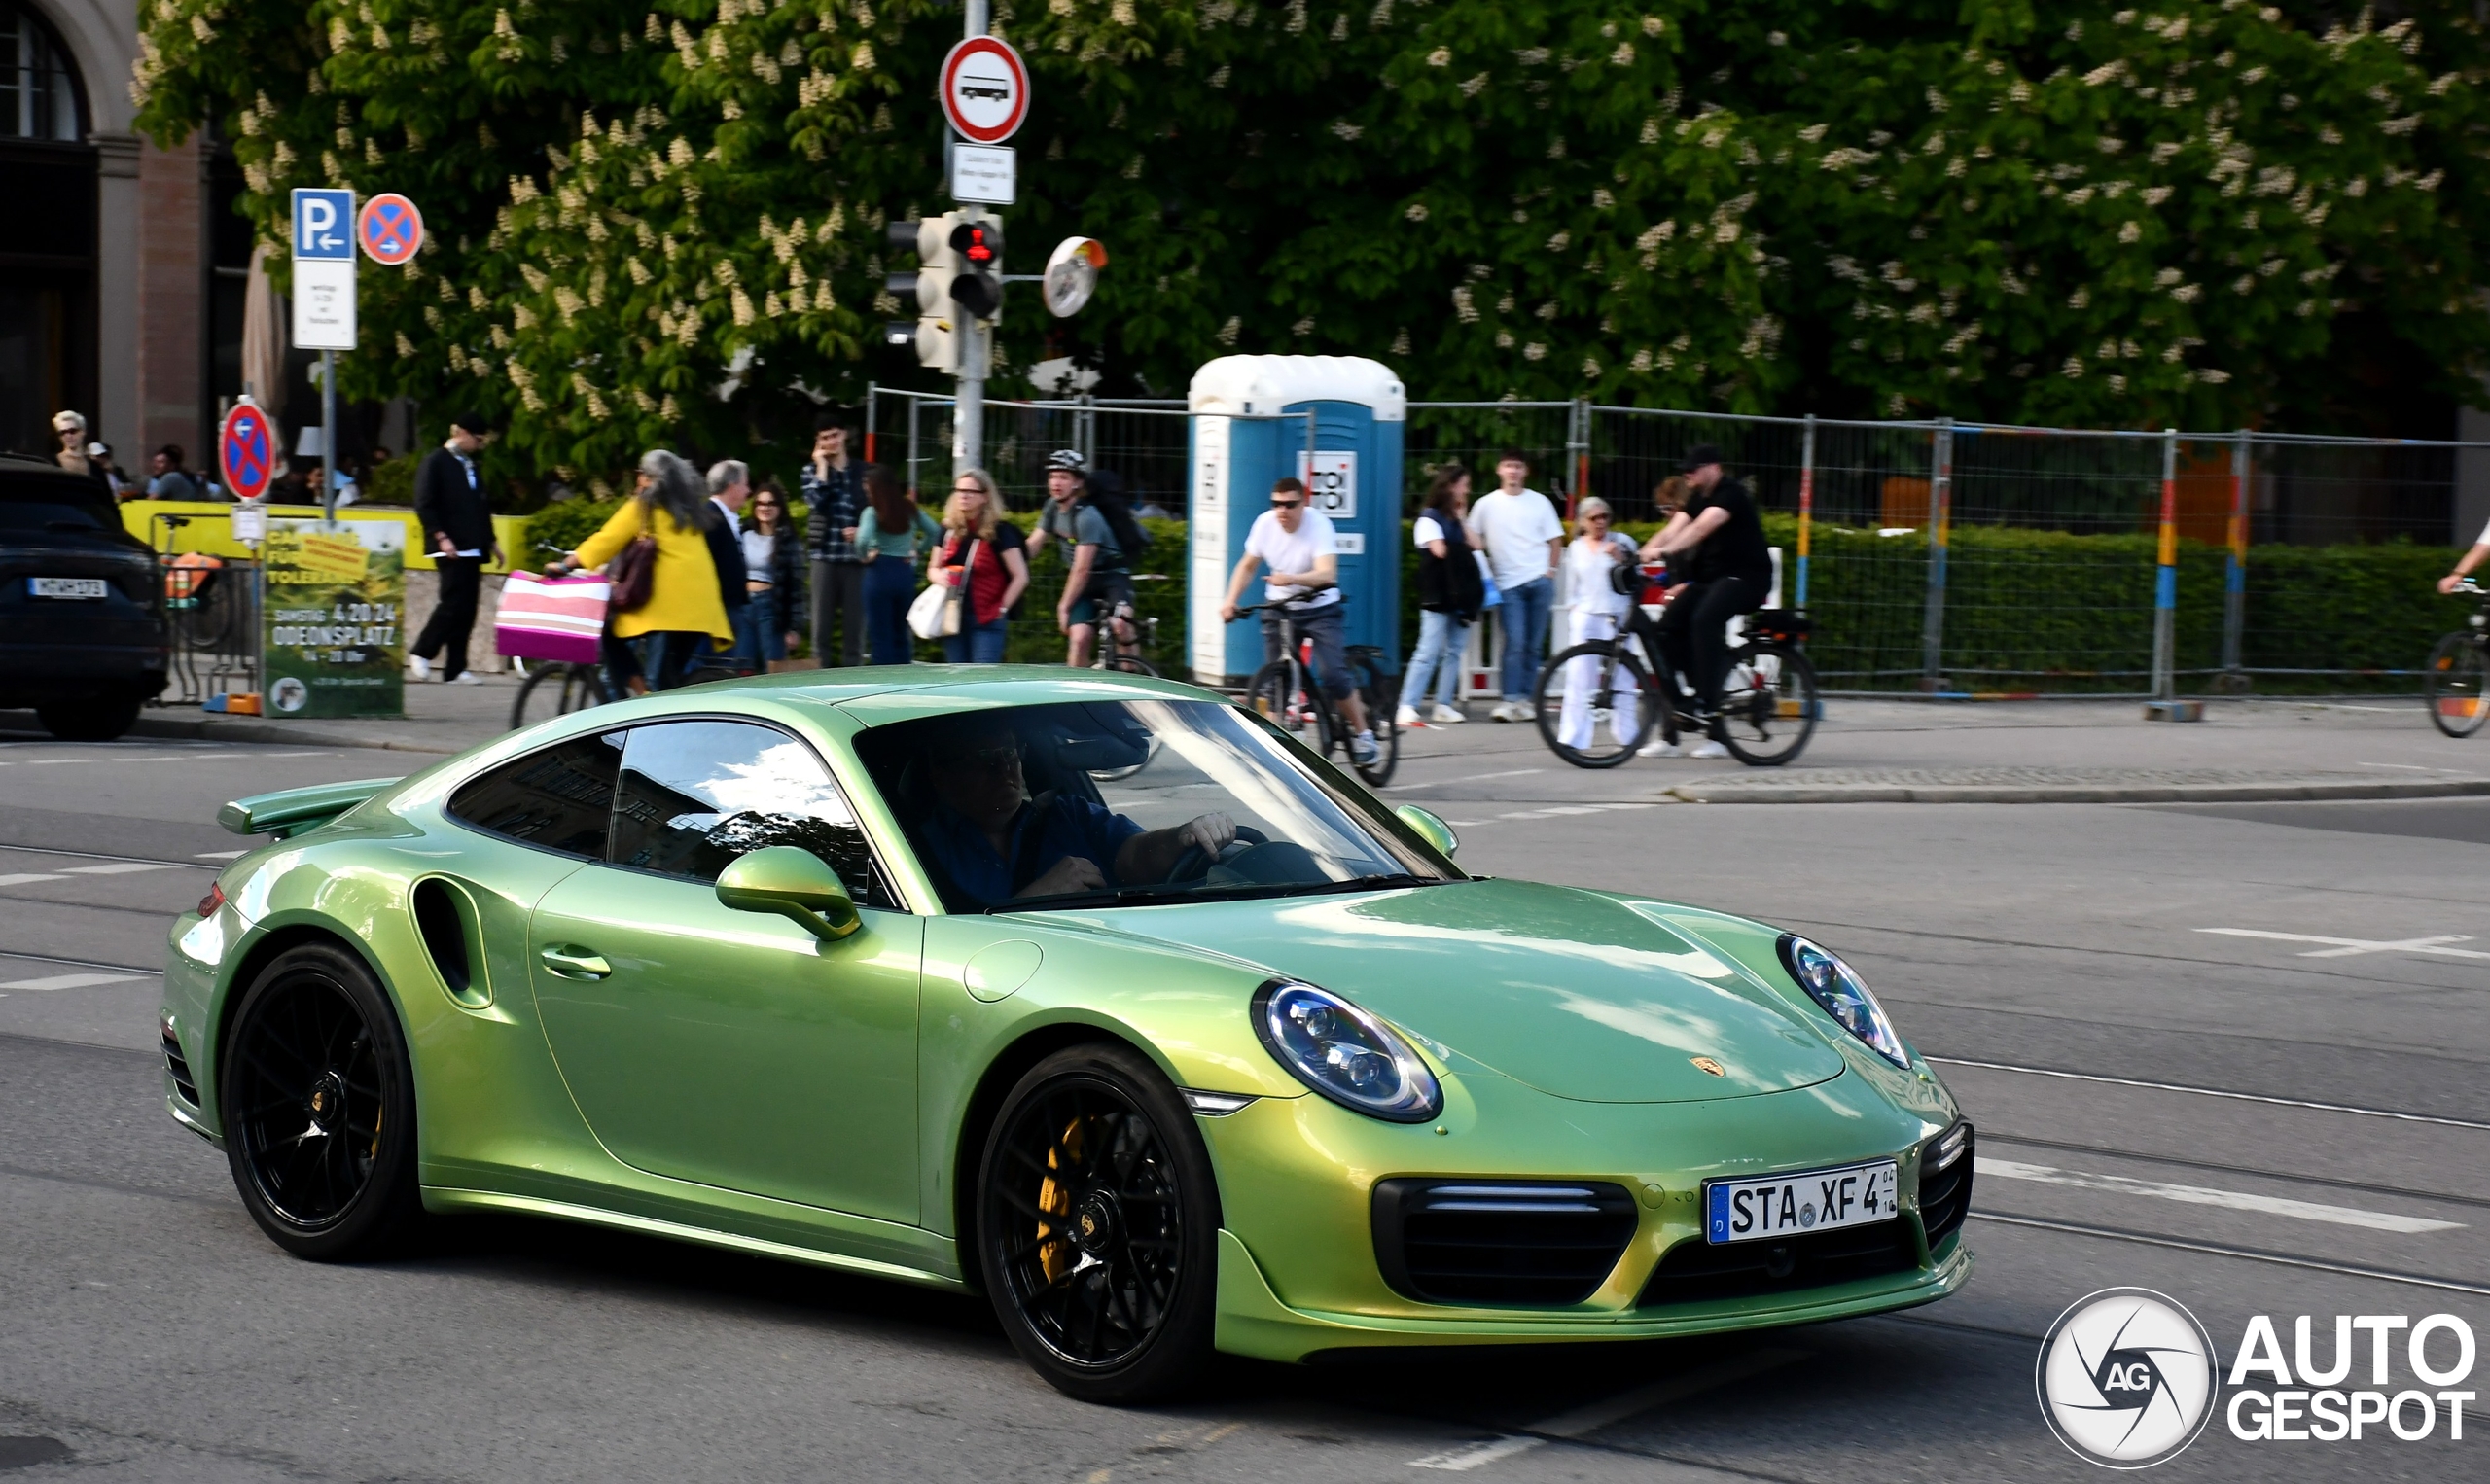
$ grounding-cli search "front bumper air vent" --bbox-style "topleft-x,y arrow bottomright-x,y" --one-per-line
1917,1121 -> 1974,1254
162,1029 -> 199,1107
1372,1178 -> 1639,1307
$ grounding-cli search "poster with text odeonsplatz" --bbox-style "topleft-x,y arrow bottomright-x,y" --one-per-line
262,518 -> 405,719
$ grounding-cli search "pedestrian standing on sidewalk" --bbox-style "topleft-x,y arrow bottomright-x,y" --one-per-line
734,480 -> 805,665
1553,497 -> 1643,754
700,460 -> 753,664
931,469 -> 1030,663
800,416 -> 868,666
408,413 -> 500,686
1643,443 -> 1773,760
1398,465 -> 1483,728
1469,451 -> 1563,722
552,450 -> 729,692
144,444 -> 203,502
853,465 -> 943,666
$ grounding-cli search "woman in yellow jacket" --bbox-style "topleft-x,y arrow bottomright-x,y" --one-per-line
552,450 -> 729,692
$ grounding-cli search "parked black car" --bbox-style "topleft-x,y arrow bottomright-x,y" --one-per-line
1,455 -> 168,739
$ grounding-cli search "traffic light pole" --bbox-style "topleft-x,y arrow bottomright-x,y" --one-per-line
951,0 -> 990,477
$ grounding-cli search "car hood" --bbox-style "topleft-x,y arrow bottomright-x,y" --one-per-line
1063,878 -> 1848,1104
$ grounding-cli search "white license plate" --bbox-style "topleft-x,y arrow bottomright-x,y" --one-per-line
28,577 -> 108,600
1705,1159 -> 1899,1244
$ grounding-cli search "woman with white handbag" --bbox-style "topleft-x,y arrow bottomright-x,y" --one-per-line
913,469 -> 1029,661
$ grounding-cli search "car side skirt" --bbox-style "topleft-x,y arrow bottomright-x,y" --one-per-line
1213,1228 -> 1973,1364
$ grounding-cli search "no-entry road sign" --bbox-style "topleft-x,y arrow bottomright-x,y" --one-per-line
940,36 -> 1028,145
220,401 -> 275,502
358,193 -> 424,265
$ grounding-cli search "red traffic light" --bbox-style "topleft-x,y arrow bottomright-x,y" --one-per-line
950,222 -> 998,267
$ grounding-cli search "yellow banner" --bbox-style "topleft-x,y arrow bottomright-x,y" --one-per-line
267,529 -> 371,585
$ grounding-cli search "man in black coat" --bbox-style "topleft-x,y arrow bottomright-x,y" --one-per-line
700,459 -> 753,667
409,414 -> 499,684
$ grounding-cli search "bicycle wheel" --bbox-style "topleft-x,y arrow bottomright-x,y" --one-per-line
1248,660 -> 1334,758
1532,643 -> 1654,768
1099,653 -> 1159,678
510,662 -> 599,730
1716,644 -> 1820,767
1342,655 -> 1400,787
2425,632 -> 2490,738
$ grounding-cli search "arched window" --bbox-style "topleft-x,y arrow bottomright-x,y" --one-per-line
1,2 -> 83,142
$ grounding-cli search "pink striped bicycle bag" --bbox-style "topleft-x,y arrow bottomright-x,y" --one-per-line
494,572 -> 609,664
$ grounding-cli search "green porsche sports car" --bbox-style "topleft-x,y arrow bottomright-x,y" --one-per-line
162,668 -> 1973,1400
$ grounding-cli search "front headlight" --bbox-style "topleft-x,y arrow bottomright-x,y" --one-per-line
1776,935 -> 1912,1070
1251,981 -> 1441,1123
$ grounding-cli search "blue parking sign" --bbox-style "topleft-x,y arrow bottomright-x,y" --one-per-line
292,188 -> 355,261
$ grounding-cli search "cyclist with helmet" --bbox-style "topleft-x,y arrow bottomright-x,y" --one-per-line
1026,448 -> 1139,667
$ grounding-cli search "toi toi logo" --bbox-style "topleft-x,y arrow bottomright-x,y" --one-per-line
2038,1289 -> 2220,1469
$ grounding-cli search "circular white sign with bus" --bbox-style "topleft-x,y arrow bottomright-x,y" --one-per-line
940,37 -> 1029,145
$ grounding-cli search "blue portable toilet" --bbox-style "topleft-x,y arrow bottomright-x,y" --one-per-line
1185,356 -> 1406,686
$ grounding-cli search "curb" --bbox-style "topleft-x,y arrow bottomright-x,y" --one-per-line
1660,779 -> 2490,805
0,710 -> 469,755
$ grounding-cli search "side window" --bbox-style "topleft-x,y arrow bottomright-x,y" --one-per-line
607,720 -> 895,907
446,733 -> 625,859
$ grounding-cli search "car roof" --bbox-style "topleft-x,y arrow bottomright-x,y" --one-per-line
671,663 -> 1225,724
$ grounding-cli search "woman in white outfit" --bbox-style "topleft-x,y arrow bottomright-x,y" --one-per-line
1554,497 -> 1643,752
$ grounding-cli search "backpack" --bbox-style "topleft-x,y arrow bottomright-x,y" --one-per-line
1083,471 -> 1152,567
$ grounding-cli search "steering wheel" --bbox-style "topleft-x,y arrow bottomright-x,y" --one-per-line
1166,825 -> 1268,883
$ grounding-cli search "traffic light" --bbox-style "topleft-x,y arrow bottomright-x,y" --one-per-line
948,217 -> 1003,321
883,216 -> 958,371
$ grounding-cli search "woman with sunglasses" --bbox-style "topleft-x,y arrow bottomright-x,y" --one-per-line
734,479 -> 807,665
931,470 -> 1030,662
1552,496 -> 1643,755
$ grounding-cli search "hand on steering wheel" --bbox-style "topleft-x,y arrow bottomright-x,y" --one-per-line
1165,817 -> 1268,882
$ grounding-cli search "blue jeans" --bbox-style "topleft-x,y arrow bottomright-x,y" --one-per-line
862,554 -> 917,665
732,587 -> 789,664
942,614 -> 1009,663
1405,609 -> 1464,711
1498,576 -> 1554,701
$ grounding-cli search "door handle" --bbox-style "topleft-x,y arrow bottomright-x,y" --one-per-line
539,945 -> 613,979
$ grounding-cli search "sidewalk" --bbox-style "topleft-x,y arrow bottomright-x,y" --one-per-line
15,681 -> 2490,806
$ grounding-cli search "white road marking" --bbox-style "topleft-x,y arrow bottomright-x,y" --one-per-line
196,851 -> 247,860
1926,1056 -> 2490,1132
1406,1349 -> 1803,1470
0,972 -> 143,992
57,862 -> 180,876
0,873 -> 69,887
2197,927 -> 2490,961
1976,1157 -> 2463,1234
1440,802 -> 1662,828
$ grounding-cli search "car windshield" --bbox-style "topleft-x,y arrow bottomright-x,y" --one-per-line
0,470 -> 127,548
854,698 -> 1459,913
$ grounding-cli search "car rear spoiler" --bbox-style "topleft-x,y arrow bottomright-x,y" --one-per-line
217,777 -> 403,839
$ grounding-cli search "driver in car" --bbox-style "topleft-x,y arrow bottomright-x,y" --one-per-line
915,713 -> 1236,905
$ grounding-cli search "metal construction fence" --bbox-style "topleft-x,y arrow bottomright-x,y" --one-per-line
867,386 -> 2487,694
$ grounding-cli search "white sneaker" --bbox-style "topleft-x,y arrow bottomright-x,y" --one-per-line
446,671 -> 485,686
1395,704 -> 1423,729
1690,740 -> 1729,760
1512,701 -> 1536,722
1350,730 -> 1380,764
1489,702 -> 1518,722
1429,704 -> 1467,724
407,654 -> 432,682
1639,739 -> 1685,758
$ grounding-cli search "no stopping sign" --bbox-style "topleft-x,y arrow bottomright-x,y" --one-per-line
940,37 -> 1029,144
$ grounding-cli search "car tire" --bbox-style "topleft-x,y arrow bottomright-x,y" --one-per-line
35,692 -> 143,742
220,942 -> 424,1260
976,1042 -> 1222,1403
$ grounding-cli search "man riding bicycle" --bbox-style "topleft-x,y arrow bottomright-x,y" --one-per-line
1640,443 -> 1774,760
1218,476 -> 1381,765
1026,449 -> 1139,667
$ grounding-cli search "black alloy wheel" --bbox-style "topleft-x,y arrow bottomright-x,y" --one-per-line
222,943 -> 423,1259
977,1042 -> 1221,1403
1533,642 -> 1656,768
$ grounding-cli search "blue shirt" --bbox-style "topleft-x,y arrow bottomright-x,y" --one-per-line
916,794 -> 1144,907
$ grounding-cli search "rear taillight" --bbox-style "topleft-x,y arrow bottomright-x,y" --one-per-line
196,882 -> 225,918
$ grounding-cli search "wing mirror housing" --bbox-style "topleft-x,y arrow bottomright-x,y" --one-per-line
715,846 -> 861,940
1393,804 -> 1459,859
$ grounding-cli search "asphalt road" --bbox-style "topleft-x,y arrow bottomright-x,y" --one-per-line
0,727 -> 2482,1482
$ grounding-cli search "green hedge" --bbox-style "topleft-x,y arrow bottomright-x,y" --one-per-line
511,503 -> 2468,689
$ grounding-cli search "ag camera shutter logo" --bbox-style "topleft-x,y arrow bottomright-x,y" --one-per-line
2038,1288 -> 2219,1468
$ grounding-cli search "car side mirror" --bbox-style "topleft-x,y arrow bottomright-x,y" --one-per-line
716,846 -> 861,940
1393,804 -> 1459,859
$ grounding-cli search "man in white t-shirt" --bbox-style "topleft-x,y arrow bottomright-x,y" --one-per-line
1218,476 -> 1379,764
1467,451 -> 1564,721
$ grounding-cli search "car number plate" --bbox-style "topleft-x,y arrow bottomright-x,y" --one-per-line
28,577 -> 108,600
1705,1159 -> 1899,1245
